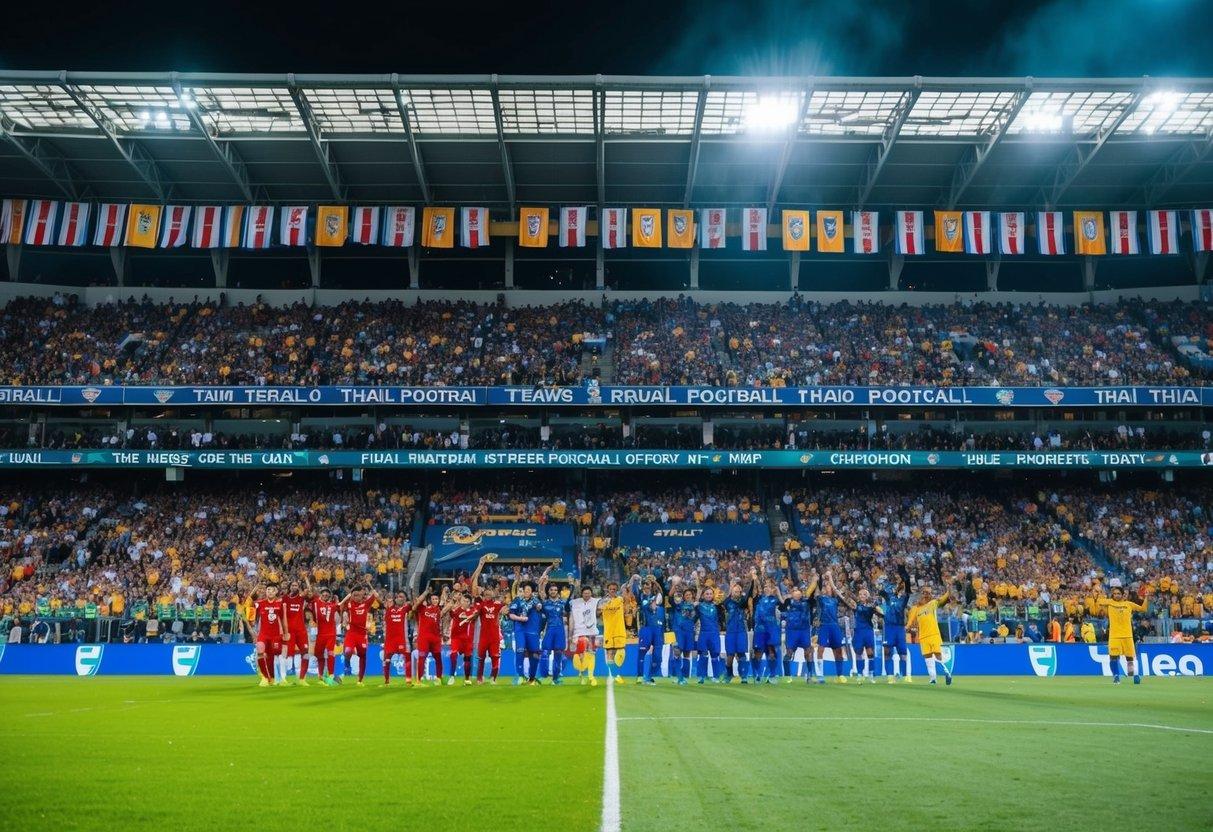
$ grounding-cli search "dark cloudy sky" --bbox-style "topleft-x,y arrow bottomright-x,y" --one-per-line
2,0 -> 1211,77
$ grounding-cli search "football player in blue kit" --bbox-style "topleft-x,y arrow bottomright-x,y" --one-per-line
880,562 -> 913,683
751,571 -> 784,685
507,572 -> 545,686
839,584 -> 881,684
669,582 -> 699,685
635,576 -> 666,685
694,583 -> 726,683
537,569 -> 569,684
813,570 -> 850,683
780,576 -> 816,681
723,578 -> 754,683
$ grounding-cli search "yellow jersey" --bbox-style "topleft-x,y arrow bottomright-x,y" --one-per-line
910,599 -> 943,641
1098,598 -> 1146,640
601,596 -> 625,634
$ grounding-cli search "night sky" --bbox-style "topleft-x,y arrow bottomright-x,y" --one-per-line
2,0 -> 1211,77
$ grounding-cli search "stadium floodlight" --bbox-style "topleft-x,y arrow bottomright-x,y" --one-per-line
744,96 -> 799,132
178,92 -> 196,109
1021,109 -> 1065,132
1144,90 -> 1182,113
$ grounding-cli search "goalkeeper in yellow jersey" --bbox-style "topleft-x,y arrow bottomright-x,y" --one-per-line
908,583 -> 953,686
1096,584 -> 1149,685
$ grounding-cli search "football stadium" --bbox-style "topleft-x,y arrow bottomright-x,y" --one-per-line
1,14 -> 1213,831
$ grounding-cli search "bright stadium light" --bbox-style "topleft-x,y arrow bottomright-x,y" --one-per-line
1022,109 -> 1064,132
1145,90 -> 1181,113
744,96 -> 799,132
178,92 -> 196,109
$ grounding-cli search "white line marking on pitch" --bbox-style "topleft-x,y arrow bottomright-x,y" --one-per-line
615,715 -> 1213,736
601,677 -> 621,832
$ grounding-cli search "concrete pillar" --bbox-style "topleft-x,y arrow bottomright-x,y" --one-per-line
504,239 -> 515,289
985,257 -> 1001,291
109,246 -> 128,287
595,241 -> 604,289
6,243 -> 21,281
888,253 -> 905,291
702,417 -> 713,446
307,245 -> 321,289
408,247 -> 419,289
210,249 -> 229,288
689,246 -> 700,289
1082,257 -> 1097,291
789,251 -> 800,291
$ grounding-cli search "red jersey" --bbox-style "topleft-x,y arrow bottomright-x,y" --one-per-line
415,603 -> 443,638
344,599 -> 373,633
475,598 -> 504,636
254,598 -> 286,640
311,599 -> 340,637
450,605 -> 479,641
384,603 -> 411,643
282,594 -> 307,633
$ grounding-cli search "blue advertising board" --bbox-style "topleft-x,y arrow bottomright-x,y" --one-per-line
425,523 -> 577,570
0,642 -> 1209,678
0,384 -> 1207,408
617,522 -> 772,552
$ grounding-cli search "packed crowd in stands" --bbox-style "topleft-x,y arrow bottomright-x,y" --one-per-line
425,489 -> 591,527
0,485 -> 416,635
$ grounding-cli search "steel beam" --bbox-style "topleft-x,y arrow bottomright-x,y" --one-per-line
1039,88 -> 1144,208
595,76 -> 605,209
857,84 -> 921,208
286,77 -> 344,201
1142,124 -> 1213,205
391,77 -> 432,204
171,75 -> 255,203
489,76 -> 517,219
766,79 -> 814,214
944,86 -> 1032,209
0,111 -> 80,200
683,77 -> 710,208
61,79 -> 167,201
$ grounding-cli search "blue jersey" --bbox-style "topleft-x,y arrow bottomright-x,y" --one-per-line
782,598 -> 812,630
880,586 -> 908,627
754,594 -> 781,625
639,594 -> 666,629
817,594 -> 840,626
541,597 -> 568,630
854,603 -> 878,632
724,596 -> 750,631
671,599 -> 698,629
696,601 -> 722,632
509,596 -> 543,634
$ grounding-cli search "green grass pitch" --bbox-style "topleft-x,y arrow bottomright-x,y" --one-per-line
0,676 -> 1209,831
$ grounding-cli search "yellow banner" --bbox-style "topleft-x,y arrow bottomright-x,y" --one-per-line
781,210 -> 810,251
422,207 -> 455,248
1073,211 -> 1106,255
125,204 -> 161,248
667,209 -> 694,248
632,208 -> 662,248
315,206 -> 348,247
934,211 -> 964,253
518,206 -> 549,248
3,199 -> 26,245
816,210 -> 844,253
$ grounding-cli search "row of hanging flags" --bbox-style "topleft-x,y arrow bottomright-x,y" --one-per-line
2,199 -> 1212,255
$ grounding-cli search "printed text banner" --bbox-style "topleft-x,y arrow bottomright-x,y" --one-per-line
0,385 -> 1208,408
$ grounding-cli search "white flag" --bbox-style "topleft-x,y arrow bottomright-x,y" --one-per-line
963,211 -> 992,255
381,206 -> 415,247
243,206 -> 274,249
22,199 -> 59,246
698,208 -> 726,249
460,207 -> 490,248
56,202 -> 90,247
349,206 -> 380,245
279,205 -> 309,247
894,210 -> 923,255
999,212 -> 1025,255
158,205 -> 192,248
741,208 -> 767,251
93,203 -> 128,247
1108,210 -> 1139,255
852,211 -> 880,254
559,207 -> 587,248
601,208 -> 627,249
1036,211 -> 1065,255
1147,210 -> 1178,255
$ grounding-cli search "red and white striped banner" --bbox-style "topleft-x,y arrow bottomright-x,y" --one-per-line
279,205 -> 308,247
999,212 -> 1025,255
158,205 -> 192,248
602,208 -> 627,249
852,211 -> 879,254
1036,211 -> 1065,255
380,206 -> 414,247
93,203 -> 127,247
56,202 -> 89,247
698,208 -> 726,249
1108,210 -> 1139,255
894,210 -> 923,255
1147,210 -> 1178,255
559,207 -> 587,248
741,208 -> 767,251
1191,209 -> 1213,253
964,211 -> 992,255
243,206 -> 274,249
22,199 -> 58,246
191,206 -> 223,248
460,207 -> 490,248
349,206 -> 380,245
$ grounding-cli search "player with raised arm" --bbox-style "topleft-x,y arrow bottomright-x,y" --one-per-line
1096,583 -> 1150,684
413,583 -> 445,686
447,591 -> 479,685
693,581 -> 725,684
508,569 -> 544,686
339,583 -> 379,687
470,556 -> 505,684
599,582 -> 627,685
839,584 -> 881,684
723,577 -> 754,683
568,583 -> 602,686
309,586 -> 341,686
813,570 -> 849,684
382,590 -> 413,687
281,579 -> 310,686
537,566 -> 569,684
635,576 -> 666,685
669,579 -> 698,686
780,576 -> 816,682
908,582 -> 953,686
751,569 -> 784,685
247,584 -> 288,687
879,562 -> 913,683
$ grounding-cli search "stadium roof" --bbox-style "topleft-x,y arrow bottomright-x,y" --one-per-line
1,72 -> 1211,212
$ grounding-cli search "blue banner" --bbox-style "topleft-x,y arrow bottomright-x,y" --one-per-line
0,642 -> 1208,677
426,523 -> 577,571
617,522 -> 772,552
0,384 -> 1207,408
0,448 -> 1209,470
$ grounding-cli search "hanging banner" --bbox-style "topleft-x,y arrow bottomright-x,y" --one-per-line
222,206 -> 246,248
1147,210 -> 1178,255
460,207 -> 490,248
601,208 -> 627,249
1192,209 -> 1213,252
0,198 -> 26,245
999,212 -> 1025,255
667,209 -> 694,248
934,210 -> 963,253
157,205 -> 192,249
1073,211 -> 1106,255
314,206 -> 348,247
421,207 -> 455,248
124,204 -> 161,248
56,202 -> 90,247
632,208 -> 662,248
852,210 -> 879,254
1108,210 -> 1138,255
1036,211 -> 1065,255
382,206 -> 415,247
22,199 -> 59,246
699,208 -> 726,249
242,206 -> 274,250
191,206 -> 223,248
279,205 -> 309,247
350,206 -> 380,245
894,210 -> 923,255
964,211 -> 992,255
741,207 -> 767,251
781,209 -> 809,251
816,210 -> 845,253
558,206 -> 587,248
518,206 -> 549,248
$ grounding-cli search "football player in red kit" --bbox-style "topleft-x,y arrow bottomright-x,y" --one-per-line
247,584 -> 288,687
413,583 -> 445,686
281,579 -> 311,686
382,591 -> 413,687
470,554 -> 505,684
447,591 -> 479,686
340,584 -> 379,687
310,586 -> 341,686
